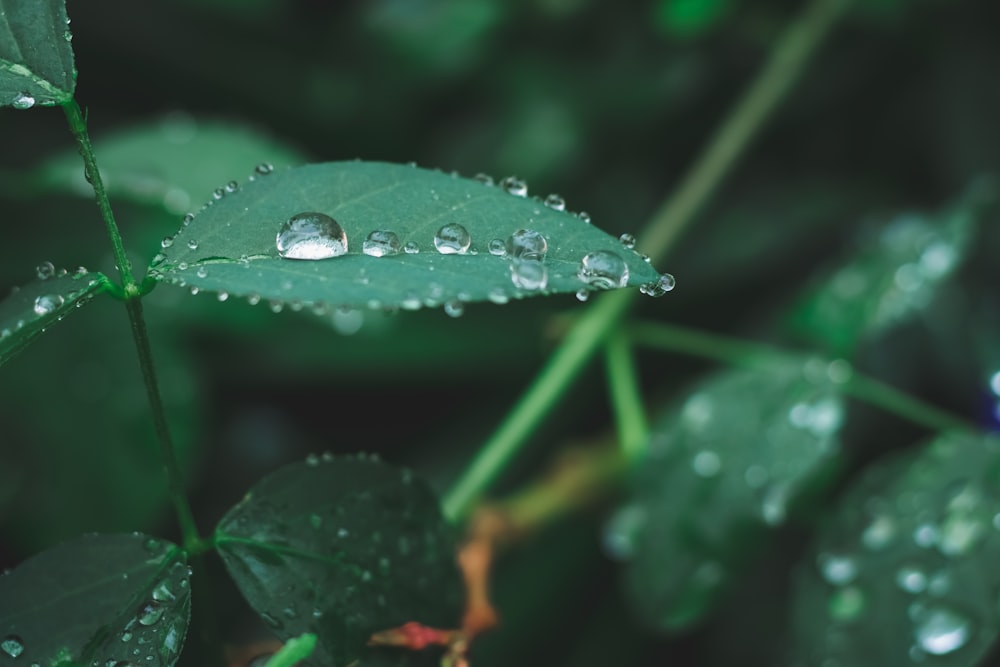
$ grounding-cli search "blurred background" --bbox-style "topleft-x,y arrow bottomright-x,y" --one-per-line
1,0 -> 999,665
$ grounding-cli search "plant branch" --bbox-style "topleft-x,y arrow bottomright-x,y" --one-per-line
442,0 -> 850,522
604,331 -> 649,462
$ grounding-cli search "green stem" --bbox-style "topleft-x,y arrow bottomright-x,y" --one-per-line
63,100 -> 200,549
441,0 -> 850,522
629,319 -> 973,435
603,331 -> 649,462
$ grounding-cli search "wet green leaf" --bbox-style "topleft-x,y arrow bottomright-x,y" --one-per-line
0,0 -> 76,107
0,267 -> 108,367
33,115 -> 307,215
215,455 -> 463,667
148,162 -> 662,311
0,533 -> 190,667
790,431 -> 1000,665
616,355 -> 846,631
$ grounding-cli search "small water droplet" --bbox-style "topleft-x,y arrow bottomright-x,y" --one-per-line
618,233 -> 636,249
137,602 -> 164,626
817,553 -> 858,586
189,286 -> 199,296
186,239 -> 199,250
474,173 -> 494,186
603,505 -> 646,561
1,635 -> 24,658
161,236 -> 174,249
896,564 -> 927,593
487,288 -> 509,304
152,582 -> 176,602
337,528 -> 349,538
276,212 -> 348,260
433,223 -> 471,254
35,261 -> 55,280
363,230 -> 402,257
640,273 -> 676,297
182,213 -> 194,226
224,180 -> 238,193
510,258 -> 548,291
578,250 -> 628,289
195,266 -> 208,278
212,187 -> 226,200
247,293 -> 261,306
143,536 -> 162,553
691,450 -> 721,478
862,513 -> 895,550
575,289 -> 590,302
121,631 -> 133,643
543,194 -> 566,211
914,523 -> 939,548
913,605 -> 971,655
305,453 -> 320,466
282,607 -> 297,619
577,211 -> 591,223
12,92 -> 35,110
488,238 -> 506,256
506,229 -> 547,260
255,163 -> 274,176
444,300 -> 465,318
500,176 -> 527,197
403,241 -> 420,254
217,291 -> 229,302
33,294 -> 64,316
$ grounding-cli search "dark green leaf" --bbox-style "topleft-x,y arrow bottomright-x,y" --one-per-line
0,533 -> 190,667
655,0 -> 734,38
0,0 -> 76,107
33,115 -> 307,215
790,432 -> 1000,665
0,267 -> 108,367
215,455 -> 463,667
615,355 -> 846,631
149,162 -> 663,311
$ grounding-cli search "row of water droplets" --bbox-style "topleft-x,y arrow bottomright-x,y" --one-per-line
0,262 -> 97,341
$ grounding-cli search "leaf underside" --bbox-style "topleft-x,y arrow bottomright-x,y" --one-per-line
619,355 -> 845,631
149,161 -> 662,311
0,269 -> 108,367
0,0 -> 76,106
0,533 -> 191,667
790,432 -> 1000,666
215,455 -> 464,667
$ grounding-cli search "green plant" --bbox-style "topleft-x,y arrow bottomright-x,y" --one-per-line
2,1 -> 999,666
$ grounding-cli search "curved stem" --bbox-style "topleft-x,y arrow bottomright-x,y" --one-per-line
604,331 -> 649,462
442,0 -> 850,522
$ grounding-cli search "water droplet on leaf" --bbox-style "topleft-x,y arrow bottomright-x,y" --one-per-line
691,450 -> 721,477
474,173 -> 494,186
640,273 -> 676,297
896,564 -> 927,593
543,194 -> 566,211
36,261 -> 55,280
1,635 -> 24,658
137,602 -> 164,626
578,250 -> 628,289
817,553 -> 858,586
276,212 -> 348,260
187,239 -> 199,250
403,241 -> 420,254
33,294 -> 63,316
510,258 -> 548,291
488,239 -> 506,256
618,233 -> 636,249
433,223 -> 471,254
444,300 -> 464,318
12,92 -> 35,110
913,605 -> 971,655
255,163 -> 274,176
506,229 -> 547,259
362,230 -> 402,257
500,176 -> 527,197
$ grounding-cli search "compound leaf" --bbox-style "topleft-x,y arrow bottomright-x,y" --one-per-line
790,432 -> 1000,666
149,162 -> 663,312
215,455 -> 463,667
0,0 -> 76,108
0,533 -> 191,667
614,355 -> 846,631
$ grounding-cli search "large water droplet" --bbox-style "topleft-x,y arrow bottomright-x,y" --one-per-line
913,605 -> 971,655
276,212 -> 348,260
12,92 -> 35,110
506,229 -> 547,260
137,602 -> 164,626
1,635 -> 24,658
36,261 -> 55,280
488,239 -> 506,256
363,230 -> 402,257
500,176 -> 527,197
510,258 -> 548,291
578,251 -> 628,289
640,273 -> 676,297
433,223 -> 471,254
33,294 -> 64,316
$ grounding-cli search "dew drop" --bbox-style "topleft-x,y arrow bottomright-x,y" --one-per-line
577,211 -> 591,224
195,266 -> 208,278
151,582 -> 176,602
362,230 -> 402,257
544,194 -> 566,211
913,605 -> 971,655
444,300 -> 465,318
35,261 -> 55,280
161,236 -> 174,249
1,635 -> 24,658
255,163 -> 274,176
433,223 -> 471,254
12,92 -> 35,110
224,180 -> 238,193
861,513 -> 895,550
896,564 -> 927,593
217,291 -> 229,302
487,288 -> 509,304
817,553 -> 858,586
506,229 -> 547,260
500,176 -> 527,197
488,239 -> 506,256
247,293 -> 261,306
575,289 -> 590,302
474,173 -> 494,186
276,212 -> 348,260
137,602 -> 164,626
33,294 -> 64,316
510,258 -> 548,291
121,631 -> 133,643
305,453 -> 320,467
578,250 -> 628,289
400,241 -> 419,256
182,213 -> 194,226
640,273 -> 676,297
618,233 -> 636,249
186,239 -> 199,250
602,505 -> 646,561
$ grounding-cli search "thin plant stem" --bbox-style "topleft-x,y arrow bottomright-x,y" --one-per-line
441,0 -> 850,521
603,331 -> 649,462
62,100 -> 200,549
630,319 -> 972,434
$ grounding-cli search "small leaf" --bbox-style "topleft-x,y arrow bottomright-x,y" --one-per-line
215,455 -> 463,667
614,355 -> 846,631
0,533 -> 191,667
790,432 -> 1000,665
33,115 -> 307,214
149,162 -> 662,311
0,0 -> 76,108
0,267 -> 108,367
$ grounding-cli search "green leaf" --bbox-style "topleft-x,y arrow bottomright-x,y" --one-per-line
148,162 -> 663,311
0,0 -> 76,108
0,533 -> 191,667
615,355 -> 846,631
655,0 -> 734,38
788,184 -> 992,356
215,454 -> 464,667
0,266 -> 108,367
33,115 -> 307,215
790,432 -> 1000,665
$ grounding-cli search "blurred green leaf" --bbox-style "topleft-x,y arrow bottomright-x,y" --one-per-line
0,267 -> 108,367
33,114 -> 307,215
215,455 -> 463,667
149,162 -> 662,311
0,533 -> 190,667
790,431 -> 1000,665
655,0 -> 734,38
614,355 -> 846,631
0,0 -> 76,108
